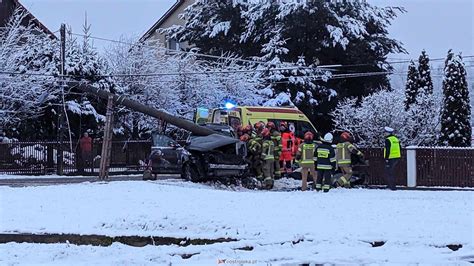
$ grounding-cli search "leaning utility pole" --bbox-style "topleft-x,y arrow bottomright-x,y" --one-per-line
57,24 -> 66,175
99,95 -> 114,180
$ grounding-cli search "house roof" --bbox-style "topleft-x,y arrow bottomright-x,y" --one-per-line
139,0 -> 186,43
2,0 -> 57,39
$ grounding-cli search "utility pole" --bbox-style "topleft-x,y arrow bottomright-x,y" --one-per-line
99,95 -> 114,180
57,23 -> 66,175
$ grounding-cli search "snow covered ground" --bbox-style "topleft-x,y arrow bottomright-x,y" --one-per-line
0,178 -> 473,265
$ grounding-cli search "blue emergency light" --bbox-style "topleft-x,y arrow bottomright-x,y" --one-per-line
224,101 -> 236,109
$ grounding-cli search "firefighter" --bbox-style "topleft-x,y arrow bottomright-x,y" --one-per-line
336,132 -> 364,188
266,121 -> 282,179
253,121 -> 265,138
236,125 -> 243,138
261,128 -> 275,189
295,131 -> 317,191
384,126 -> 401,190
279,121 -> 295,174
315,133 -> 336,193
242,124 -> 253,136
248,129 -> 263,179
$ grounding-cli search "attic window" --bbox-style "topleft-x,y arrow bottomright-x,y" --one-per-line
167,38 -> 180,51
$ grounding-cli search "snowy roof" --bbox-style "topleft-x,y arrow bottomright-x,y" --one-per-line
0,0 -> 56,39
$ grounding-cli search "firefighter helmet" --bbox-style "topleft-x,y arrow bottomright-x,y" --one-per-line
254,121 -> 265,132
323,133 -> 333,143
266,121 -> 276,130
304,131 -> 314,141
279,121 -> 288,130
340,132 -> 352,142
243,124 -> 252,134
240,133 -> 250,142
261,128 -> 271,138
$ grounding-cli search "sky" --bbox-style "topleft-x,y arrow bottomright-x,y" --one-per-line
20,0 -> 473,60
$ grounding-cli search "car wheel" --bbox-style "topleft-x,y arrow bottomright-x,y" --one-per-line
181,163 -> 199,182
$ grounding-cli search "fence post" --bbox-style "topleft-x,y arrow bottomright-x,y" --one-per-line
406,146 -> 417,187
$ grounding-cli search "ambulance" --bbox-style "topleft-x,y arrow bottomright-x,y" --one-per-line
194,105 -> 318,138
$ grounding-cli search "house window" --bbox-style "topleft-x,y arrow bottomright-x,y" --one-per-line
167,38 -> 180,51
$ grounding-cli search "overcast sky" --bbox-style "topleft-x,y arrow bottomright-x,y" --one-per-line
21,0 -> 473,60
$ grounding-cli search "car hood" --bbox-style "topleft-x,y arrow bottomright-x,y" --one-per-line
187,134 -> 239,152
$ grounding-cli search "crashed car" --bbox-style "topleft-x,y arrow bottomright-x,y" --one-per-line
146,124 -> 248,182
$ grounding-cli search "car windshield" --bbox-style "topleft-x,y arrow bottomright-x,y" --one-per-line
152,134 -> 176,147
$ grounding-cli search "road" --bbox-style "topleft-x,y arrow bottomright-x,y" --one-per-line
0,174 -> 181,187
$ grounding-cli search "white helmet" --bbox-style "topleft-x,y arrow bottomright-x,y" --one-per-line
323,133 -> 333,143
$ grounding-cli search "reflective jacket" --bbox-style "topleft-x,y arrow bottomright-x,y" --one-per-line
248,136 -> 262,156
271,130 -> 282,158
261,139 -> 275,161
281,131 -> 295,153
336,142 -> 363,165
315,142 -> 336,170
384,135 -> 401,159
296,141 -> 317,166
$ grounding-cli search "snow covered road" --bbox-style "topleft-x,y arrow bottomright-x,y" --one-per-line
0,179 -> 473,265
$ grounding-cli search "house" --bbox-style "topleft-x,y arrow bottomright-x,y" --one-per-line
0,0 -> 56,38
139,0 -> 194,50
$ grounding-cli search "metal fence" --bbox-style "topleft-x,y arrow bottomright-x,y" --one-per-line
1,141 -> 473,187
415,147 -> 474,187
0,140 -> 151,175
360,148 -> 407,186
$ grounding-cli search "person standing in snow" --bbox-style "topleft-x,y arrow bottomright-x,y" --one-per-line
266,121 -> 282,179
79,132 -> 93,172
315,133 -> 336,193
384,127 -> 401,190
261,128 -> 275,189
295,131 -> 317,191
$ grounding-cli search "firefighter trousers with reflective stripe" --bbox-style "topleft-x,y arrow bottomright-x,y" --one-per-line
316,170 -> 332,192
262,159 -> 275,180
338,165 -> 352,187
300,164 -> 317,191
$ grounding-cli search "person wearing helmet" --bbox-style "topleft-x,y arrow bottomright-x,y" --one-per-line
267,121 -> 282,179
253,121 -> 265,137
236,125 -> 243,138
336,131 -> 364,188
248,128 -> 263,179
384,126 -> 401,190
240,133 -> 250,142
260,128 -> 275,189
242,124 -> 253,136
279,121 -> 295,174
295,131 -> 317,191
315,133 -> 336,192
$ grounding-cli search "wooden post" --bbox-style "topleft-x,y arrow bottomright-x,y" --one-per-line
99,95 -> 114,180
57,24 -> 66,175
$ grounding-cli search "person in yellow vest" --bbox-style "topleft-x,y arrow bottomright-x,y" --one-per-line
336,132 -> 364,188
295,131 -> 317,191
261,128 -> 275,189
266,121 -> 282,179
248,130 -> 263,179
384,126 -> 401,190
315,133 -> 336,193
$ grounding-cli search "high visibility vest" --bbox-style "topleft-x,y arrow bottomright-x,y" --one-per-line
300,143 -> 316,166
262,140 -> 275,160
384,135 -> 401,159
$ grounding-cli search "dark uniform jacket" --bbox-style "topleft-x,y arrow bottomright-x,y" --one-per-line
315,142 -> 336,170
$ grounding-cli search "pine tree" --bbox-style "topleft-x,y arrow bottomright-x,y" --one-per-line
418,50 -> 433,94
167,0 -> 406,132
404,61 -> 420,110
439,50 -> 472,147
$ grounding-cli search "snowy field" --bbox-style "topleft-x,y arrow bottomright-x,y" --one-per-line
0,178 -> 473,265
